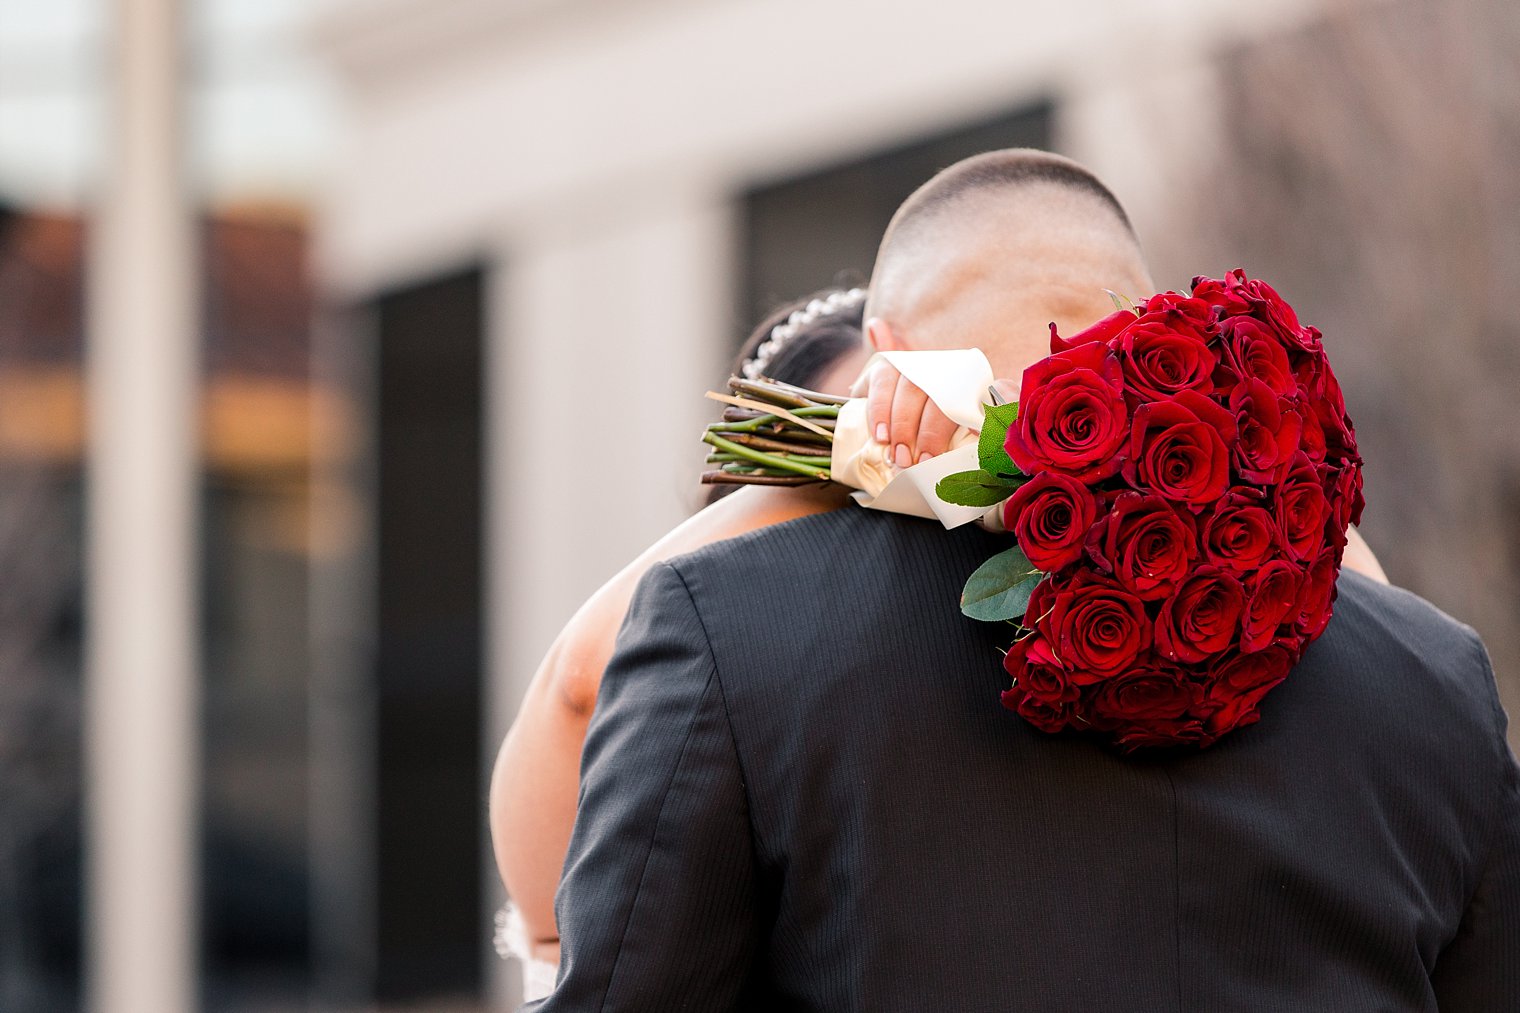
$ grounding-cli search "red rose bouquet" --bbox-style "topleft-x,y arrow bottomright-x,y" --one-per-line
937,271 -> 1363,750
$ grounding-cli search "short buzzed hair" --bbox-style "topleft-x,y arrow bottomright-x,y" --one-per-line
864,150 -> 1152,366
876,149 -> 1136,267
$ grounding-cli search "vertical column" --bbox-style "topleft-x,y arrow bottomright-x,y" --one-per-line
84,0 -> 199,1010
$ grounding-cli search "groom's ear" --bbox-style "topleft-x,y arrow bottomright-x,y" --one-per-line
865,316 -> 902,353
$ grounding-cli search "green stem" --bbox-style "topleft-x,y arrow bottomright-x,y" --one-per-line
707,452 -> 832,465
703,432 -> 831,478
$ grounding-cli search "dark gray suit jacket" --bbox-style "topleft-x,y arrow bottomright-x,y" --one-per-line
526,508 -> 1519,1011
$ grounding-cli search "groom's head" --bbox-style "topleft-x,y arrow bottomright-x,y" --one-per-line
864,149 -> 1153,377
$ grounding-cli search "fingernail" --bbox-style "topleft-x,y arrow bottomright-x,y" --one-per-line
875,423 -> 889,444
894,443 -> 911,469
918,450 -> 936,463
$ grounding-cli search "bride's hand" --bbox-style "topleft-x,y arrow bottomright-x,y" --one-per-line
853,359 -> 1017,468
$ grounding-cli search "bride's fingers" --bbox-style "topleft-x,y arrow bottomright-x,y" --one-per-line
864,363 -> 899,446
914,403 -> 959,462
889,377 -> 929,469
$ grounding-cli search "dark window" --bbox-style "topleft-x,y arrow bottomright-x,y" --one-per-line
372,268 -> 485,1002
740,102 -> 1054,330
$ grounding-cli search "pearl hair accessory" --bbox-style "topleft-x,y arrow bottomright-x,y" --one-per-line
742,287 -> 867,380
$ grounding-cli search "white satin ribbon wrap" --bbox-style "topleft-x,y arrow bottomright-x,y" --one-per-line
831,348 -> 1002,530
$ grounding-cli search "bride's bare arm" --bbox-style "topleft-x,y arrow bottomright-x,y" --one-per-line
488,483 -> 851,953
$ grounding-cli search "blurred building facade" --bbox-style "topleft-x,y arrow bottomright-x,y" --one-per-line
0,208 -> 325,1007
311,0 -> 1519,1007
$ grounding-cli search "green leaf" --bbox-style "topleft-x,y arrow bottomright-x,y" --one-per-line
935,469 -> 1020,508
977,401 -> 1021,478
961,546 -> 1044,622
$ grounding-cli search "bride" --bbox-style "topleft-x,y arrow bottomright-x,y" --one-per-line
487,286 -> 1389,999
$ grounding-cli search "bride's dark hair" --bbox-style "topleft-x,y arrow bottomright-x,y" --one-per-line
706,286 -> 866,504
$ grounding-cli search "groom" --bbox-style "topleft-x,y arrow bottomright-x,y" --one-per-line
527,151 -> 1520,1011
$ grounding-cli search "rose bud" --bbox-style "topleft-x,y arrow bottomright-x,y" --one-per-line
1003,472 -> 1101,572
1202,487 -> 1283,575
1240,560 -> 1303,653
1155,566 -> 1246,664
1123,389 -> 1238,507
1085,491 -> 1199,600
1004,342 -> 1129,483
1048,309 -> 1138,354
1229,378 -> 1303,484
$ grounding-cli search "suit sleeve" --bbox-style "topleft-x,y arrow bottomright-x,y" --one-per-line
1430,638 -> 1520,1010
524,561 -> 761,1011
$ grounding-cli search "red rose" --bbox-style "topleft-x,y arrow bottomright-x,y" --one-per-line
1191,274 -> 1251,315
1139,291 -> 1220,338
1293,345 -> 1328,397
1003,472 -> 1101,571
1314,366 -> 1359,461
1005,342 -> 1129,482
1297,405 -> 1328,464
1090,663 -> 1197,723
1048,308 -> 1138,354
1085,491 -> 1199,600
1294,549 -> 1338,638
1002,633 -> 1078,704
1027,572 -> 1151,682
1214,643 -> 1296,693
1201,487 -> 1282,574
1155,566 -> 1245,664
1123,389 -> 1237,507
1240,560 -> 1302,653
1204,646 -> 1294,735
1219,317 -> 1296,397
1113,717 -> 1213,751
1324,460 -> 1365,532
1117,314 -> 1220,403
1274,453 -> 1330,562
1231,273 -> 1320,355
999,681 -> 1074,734
1229,378 -> 1304,484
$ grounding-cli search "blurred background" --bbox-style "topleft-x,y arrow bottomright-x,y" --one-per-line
0,0 -> 1514,1008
